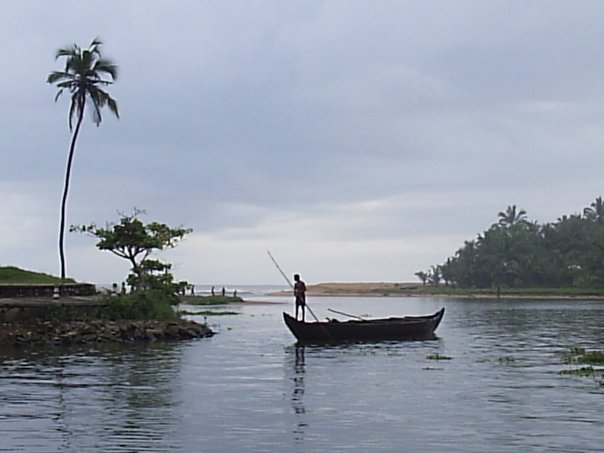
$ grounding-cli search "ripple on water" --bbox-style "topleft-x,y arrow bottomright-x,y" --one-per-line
1,299 -> 604,452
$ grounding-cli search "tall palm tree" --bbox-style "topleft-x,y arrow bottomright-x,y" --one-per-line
47,38 -> 119,280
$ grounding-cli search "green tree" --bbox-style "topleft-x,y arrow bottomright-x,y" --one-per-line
497,205 -> 527,229
428,265 -> 442,286
583,196 -> 604,224
435,199 -> 604,289
48,38 -> 119,281
414,271 -> 428,285
72,210 -> 192,291
541,215 -> 590,286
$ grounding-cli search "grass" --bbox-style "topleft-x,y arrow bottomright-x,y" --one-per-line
0,266 -> 75,284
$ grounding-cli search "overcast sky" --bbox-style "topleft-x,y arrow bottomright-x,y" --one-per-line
2,1 -> 604,286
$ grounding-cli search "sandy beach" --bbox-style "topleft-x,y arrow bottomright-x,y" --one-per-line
272,282 -> 419,297
273,282 -> 604,299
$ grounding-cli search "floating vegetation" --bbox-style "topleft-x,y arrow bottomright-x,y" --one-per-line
560,347 -> 604,387
497,356 -> 516,364
580,351 -> 604,365
562,347 -> 604,365
426,353 -> 452,361
476,356 -> 516,364
559,366 -> 596,377
178,310 -> 239,316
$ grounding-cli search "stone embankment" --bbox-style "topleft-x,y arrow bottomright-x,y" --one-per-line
0,319 -> 214,347
0,283 -> 97,298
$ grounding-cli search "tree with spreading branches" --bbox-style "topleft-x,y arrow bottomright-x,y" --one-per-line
72,210 -> 192,291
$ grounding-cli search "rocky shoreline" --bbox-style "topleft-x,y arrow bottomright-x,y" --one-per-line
0,319 -> 214,347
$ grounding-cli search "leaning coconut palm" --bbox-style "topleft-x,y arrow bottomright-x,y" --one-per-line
47,38 -> 119,281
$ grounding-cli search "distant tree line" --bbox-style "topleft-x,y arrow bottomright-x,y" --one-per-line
417,197 -> 604,289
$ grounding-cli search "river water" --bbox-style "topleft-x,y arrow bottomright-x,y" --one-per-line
1,295 -> 604,452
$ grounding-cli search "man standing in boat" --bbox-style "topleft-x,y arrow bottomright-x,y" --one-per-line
293,274 -> 307,321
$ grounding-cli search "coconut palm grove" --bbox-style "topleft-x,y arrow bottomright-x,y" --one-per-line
422,197 -> 604,289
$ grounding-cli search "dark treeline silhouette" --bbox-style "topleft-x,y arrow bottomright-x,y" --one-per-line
422,197 -> 604,289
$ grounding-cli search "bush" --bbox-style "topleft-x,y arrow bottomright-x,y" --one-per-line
102,289 -> 180,321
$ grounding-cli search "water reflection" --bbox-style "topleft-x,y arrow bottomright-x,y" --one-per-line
2,298 -> 604,452
0,342 -> 187,452
286,345 -> 307,447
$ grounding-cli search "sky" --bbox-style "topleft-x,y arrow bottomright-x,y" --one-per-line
2,0 -> 604,286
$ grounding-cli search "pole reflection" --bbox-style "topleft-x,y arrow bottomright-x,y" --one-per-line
287,345 -> 307,447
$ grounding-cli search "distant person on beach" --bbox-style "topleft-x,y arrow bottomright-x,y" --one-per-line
293,274 -> 306,321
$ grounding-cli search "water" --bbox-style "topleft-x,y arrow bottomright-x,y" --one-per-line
1,296 -> 604,452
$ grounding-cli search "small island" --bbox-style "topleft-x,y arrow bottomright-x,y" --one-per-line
0,212 -> 215,348
0,267 -> 214,347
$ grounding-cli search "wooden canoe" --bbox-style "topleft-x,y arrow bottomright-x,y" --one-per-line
283,307 -> 444,344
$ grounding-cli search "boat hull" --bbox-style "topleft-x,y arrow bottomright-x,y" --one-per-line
283,308 -> 444,344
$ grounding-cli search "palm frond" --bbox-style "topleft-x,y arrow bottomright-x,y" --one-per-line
89,37 -> 103,55
47,71 -> 69,84
90,101 -> 103,126
93,57 -> 118,80
54,89 -> 64,102
68,92 -> 78,130
68,91 -> 85,131
107,97 -> 119,118
55,44 -> 80,60
49,38 -> 119,128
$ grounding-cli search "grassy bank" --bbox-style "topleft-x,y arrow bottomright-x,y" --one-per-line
0,266 -> 75,284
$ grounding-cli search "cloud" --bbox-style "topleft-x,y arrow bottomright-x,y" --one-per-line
2,1 -> 604,284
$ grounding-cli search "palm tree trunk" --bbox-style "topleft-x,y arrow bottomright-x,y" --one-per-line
59,108 -> 85,281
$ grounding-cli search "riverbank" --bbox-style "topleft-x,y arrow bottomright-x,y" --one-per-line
283,282 -> 604,299
0,295 -> 214,347
0,318 -> 214,347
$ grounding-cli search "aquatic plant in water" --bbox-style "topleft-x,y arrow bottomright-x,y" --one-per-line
560,348 -> 604,387
178,310 -> 239,316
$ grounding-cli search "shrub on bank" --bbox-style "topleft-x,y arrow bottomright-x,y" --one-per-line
102,289 -> 180,321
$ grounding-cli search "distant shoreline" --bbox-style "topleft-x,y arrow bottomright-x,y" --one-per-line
271,282 -> 604,300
